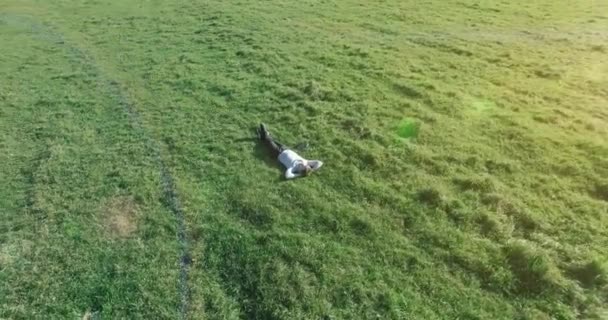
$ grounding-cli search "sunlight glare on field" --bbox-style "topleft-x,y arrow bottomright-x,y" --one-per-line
396,117 -> 420,139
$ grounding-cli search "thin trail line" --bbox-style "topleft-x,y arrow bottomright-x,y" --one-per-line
1,13 -> 191,319
23,143 -> 51,230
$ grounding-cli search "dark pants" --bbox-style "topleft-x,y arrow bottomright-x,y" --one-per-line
263,135 -> 286,158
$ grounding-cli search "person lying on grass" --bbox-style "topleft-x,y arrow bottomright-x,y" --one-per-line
257,123 -> 323,179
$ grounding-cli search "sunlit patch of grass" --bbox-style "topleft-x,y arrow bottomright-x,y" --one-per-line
471,99 -> 496,113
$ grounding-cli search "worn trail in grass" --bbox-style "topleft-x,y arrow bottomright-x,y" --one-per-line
2,0 -> 608,319
0,11 -> 186,318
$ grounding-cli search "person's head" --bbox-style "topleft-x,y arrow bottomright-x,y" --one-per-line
295,163 -> 313,176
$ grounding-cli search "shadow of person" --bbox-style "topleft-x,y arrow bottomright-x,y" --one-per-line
253,139 -> 282,170
245,135 -> 286,181
234,137 -> 256,143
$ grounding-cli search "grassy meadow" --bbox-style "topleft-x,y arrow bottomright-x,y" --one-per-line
1,0 -> 608,318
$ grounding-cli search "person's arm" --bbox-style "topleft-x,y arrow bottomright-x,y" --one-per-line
285,166 -> 302,179
308,160 -> 323,171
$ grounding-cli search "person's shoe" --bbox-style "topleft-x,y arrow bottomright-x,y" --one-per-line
259,123 -> 269,140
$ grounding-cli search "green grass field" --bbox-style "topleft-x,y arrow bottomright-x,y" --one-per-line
1,0 -> 608,318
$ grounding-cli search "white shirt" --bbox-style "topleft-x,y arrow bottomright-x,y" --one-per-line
278,149 -> 323,179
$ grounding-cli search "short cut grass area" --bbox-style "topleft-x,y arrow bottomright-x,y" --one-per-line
1,0 -> 607,319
